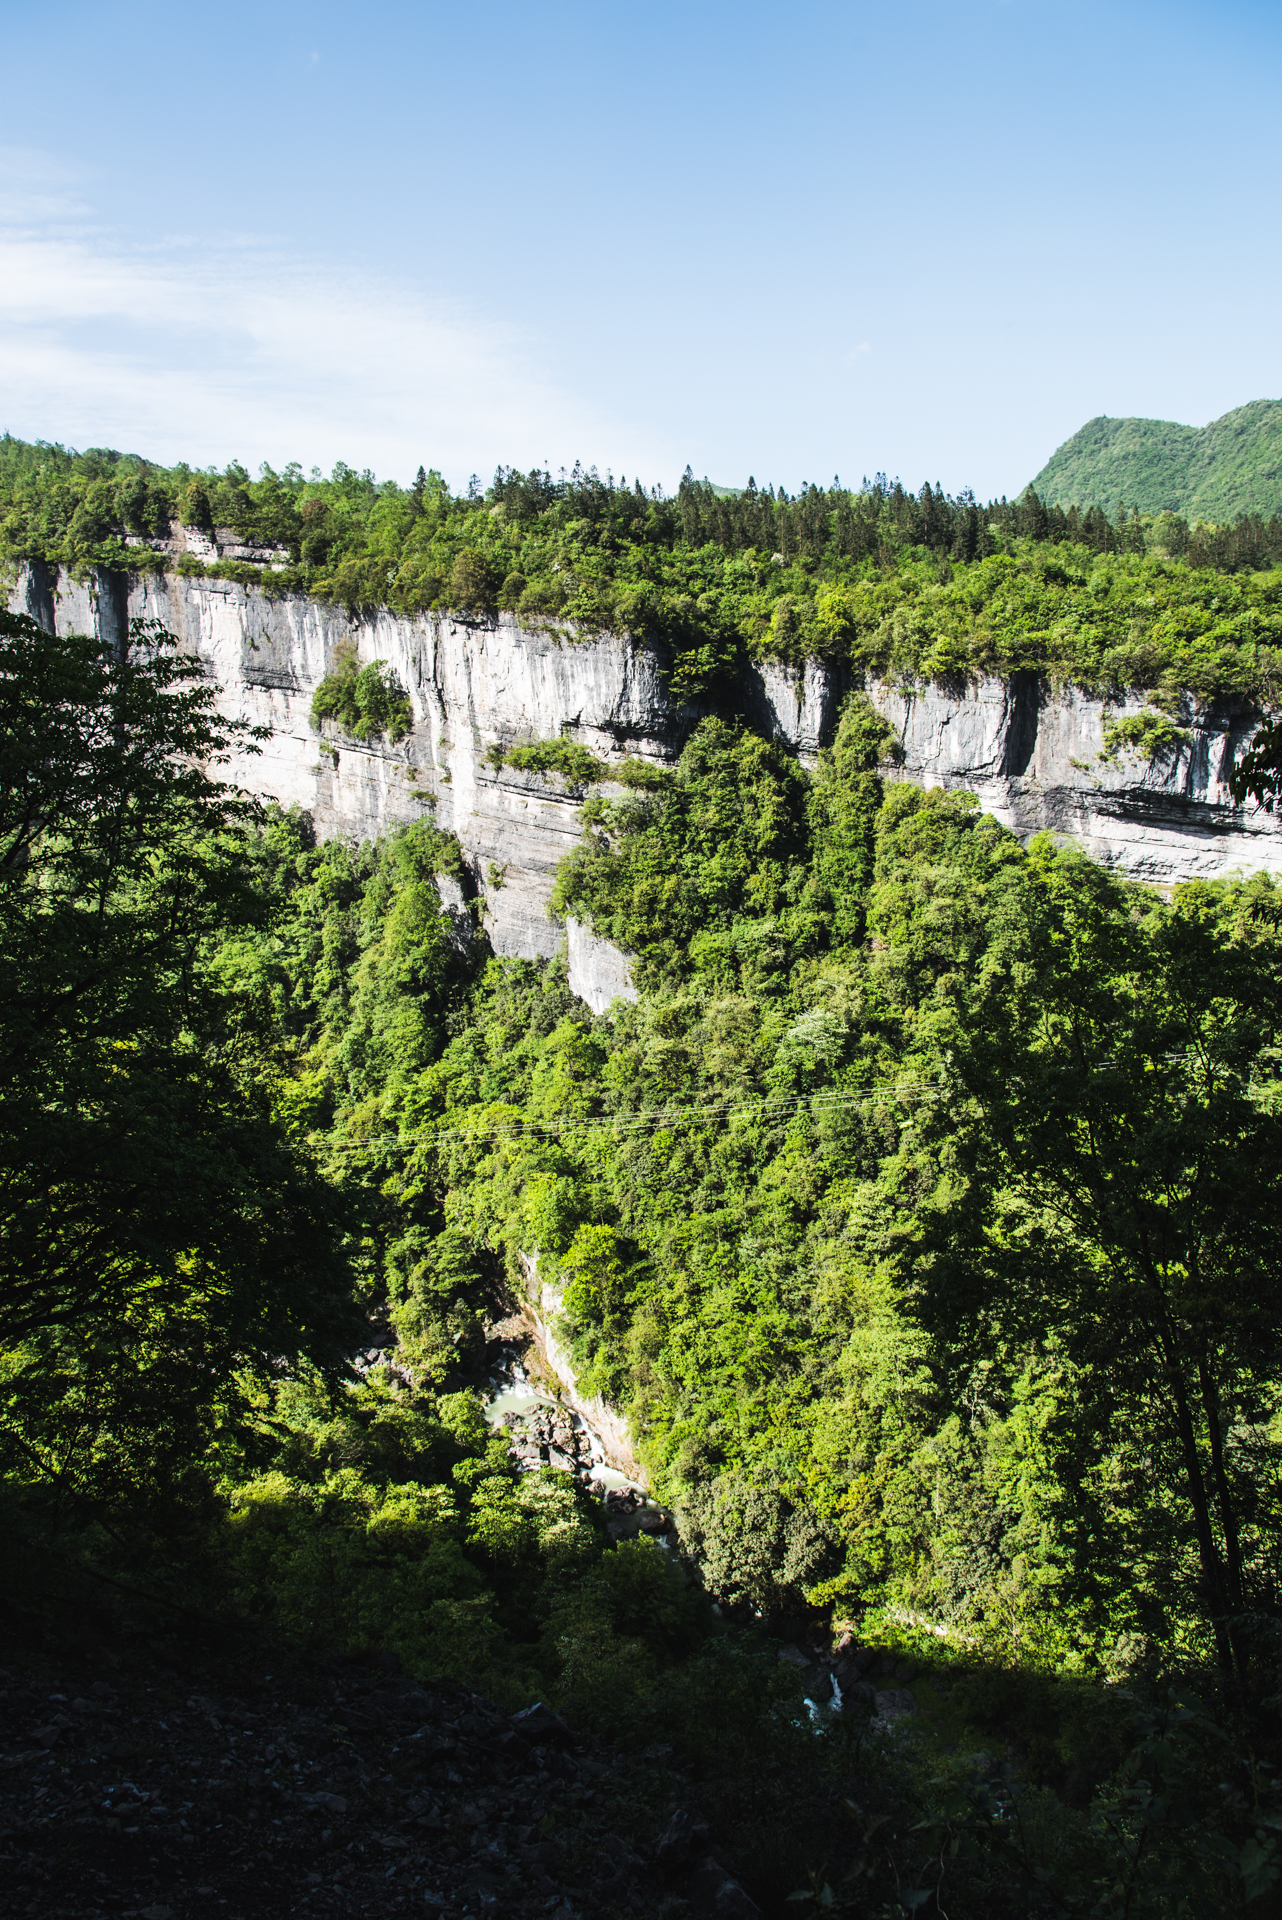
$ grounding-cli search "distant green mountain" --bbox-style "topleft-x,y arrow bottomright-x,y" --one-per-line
1031,400 -> 1282,521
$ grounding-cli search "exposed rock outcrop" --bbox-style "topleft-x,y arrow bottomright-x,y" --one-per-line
875,670 -> 1281,889
517,1253 -> 644,1484
10,563 -> 1282,971
565,916 -> 638,1014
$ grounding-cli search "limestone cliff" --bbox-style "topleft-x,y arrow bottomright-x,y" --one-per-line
10,562 -> 1282,969
565,918 -> 640,1015
517,1253 -> 644,1482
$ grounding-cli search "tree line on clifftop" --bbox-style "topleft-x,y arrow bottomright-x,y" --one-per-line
6,433 -> 1282,712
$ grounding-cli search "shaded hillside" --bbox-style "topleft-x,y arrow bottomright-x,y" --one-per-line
1031,400 -> 1282,520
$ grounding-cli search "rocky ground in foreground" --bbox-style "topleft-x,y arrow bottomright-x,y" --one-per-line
0,1648 -> 769,1920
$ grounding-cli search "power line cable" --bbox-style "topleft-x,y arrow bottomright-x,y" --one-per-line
317,1082 -> 944,1151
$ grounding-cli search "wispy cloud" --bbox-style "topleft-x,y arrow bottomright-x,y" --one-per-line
0,148 -> 672,485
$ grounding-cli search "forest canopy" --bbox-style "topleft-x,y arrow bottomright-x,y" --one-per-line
5,433 -> 1282,707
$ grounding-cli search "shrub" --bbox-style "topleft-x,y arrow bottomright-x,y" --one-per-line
180,478 -> 214,532
501,737 -> 607,790
390,559 -> 443,612
310,639 -> 412,741
1098,708 -> 1190,764
518,577 -> 566,616
679,1471 -> 841,1613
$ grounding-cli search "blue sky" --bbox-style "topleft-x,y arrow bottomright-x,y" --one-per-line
0,0 -> 1279,496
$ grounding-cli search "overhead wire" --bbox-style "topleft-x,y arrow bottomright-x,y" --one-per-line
317,1081 -> 945,1152
306,1050 -> 1272,1156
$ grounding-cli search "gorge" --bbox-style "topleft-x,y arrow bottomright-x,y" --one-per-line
8,535 -> 1282,1919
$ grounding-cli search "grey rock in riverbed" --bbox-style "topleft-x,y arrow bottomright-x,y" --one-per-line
873,1687 -> 919,1724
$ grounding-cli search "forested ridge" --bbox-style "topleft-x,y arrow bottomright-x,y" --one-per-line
1032,402 -> 1282,524
7,453 -> 1282,1912
7,433 -> 1282,710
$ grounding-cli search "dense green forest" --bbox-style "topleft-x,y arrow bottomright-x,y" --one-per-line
1032,401 -> 1282,523
6,433 -> 1282,708
6,591 -> 1282,1916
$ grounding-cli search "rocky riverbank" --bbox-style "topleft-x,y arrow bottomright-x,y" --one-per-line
480,1337 -> 680,1551
499,1402 -> 675,1541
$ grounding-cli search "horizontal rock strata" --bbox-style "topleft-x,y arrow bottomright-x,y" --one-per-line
10,565 -> 1281,972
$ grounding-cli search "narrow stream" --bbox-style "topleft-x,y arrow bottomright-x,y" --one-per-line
480,1343 -> 679,1548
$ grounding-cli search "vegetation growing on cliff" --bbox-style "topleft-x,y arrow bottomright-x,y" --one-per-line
174,692 -> 1282,1908
7,605 -> 1281,1686
0,610 -> 705,1715
313,704 -> 1282,1693
310,637 -> 411,741
6,433 -> 1282,709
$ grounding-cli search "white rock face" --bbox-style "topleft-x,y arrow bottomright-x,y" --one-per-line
12,564 -> 683,960
566,917 -> 638,1015
867,673 -> 1282,887
11,564 -> 1282,966
518,1254 -> 643,1480
754,657 -> 838,758
435,873 -> 475,952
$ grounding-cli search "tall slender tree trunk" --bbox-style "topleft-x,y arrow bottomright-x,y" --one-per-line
1130,1229 -> 1240,1676
1197,1352 -> 1248,1681
1161,1345 -> 1234,1674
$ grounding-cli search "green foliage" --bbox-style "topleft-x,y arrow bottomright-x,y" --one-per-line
0,611 -> 359,1378
214,1369 -> 613,1695
0,611 -> 366,1612
6,435 -> 1282,710
310,638 -> 411,740
552,714 -> 821,984
1097,707 -> 1191,763
326,709 -> 1282,1698
910,841 -> 1282,1680
9,601 -> 1282,1915
495,737 -> 608,790
180,476 -> 214,531
94,696 -> 1267,1728
810,543 -> 1282,703
1231,710 -> 1282,806
679,1471 -> 842,1611
447,546 -> 498,614
1033,399 -> 1282,521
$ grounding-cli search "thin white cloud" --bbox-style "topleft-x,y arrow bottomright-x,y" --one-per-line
0,148 -> 675,486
